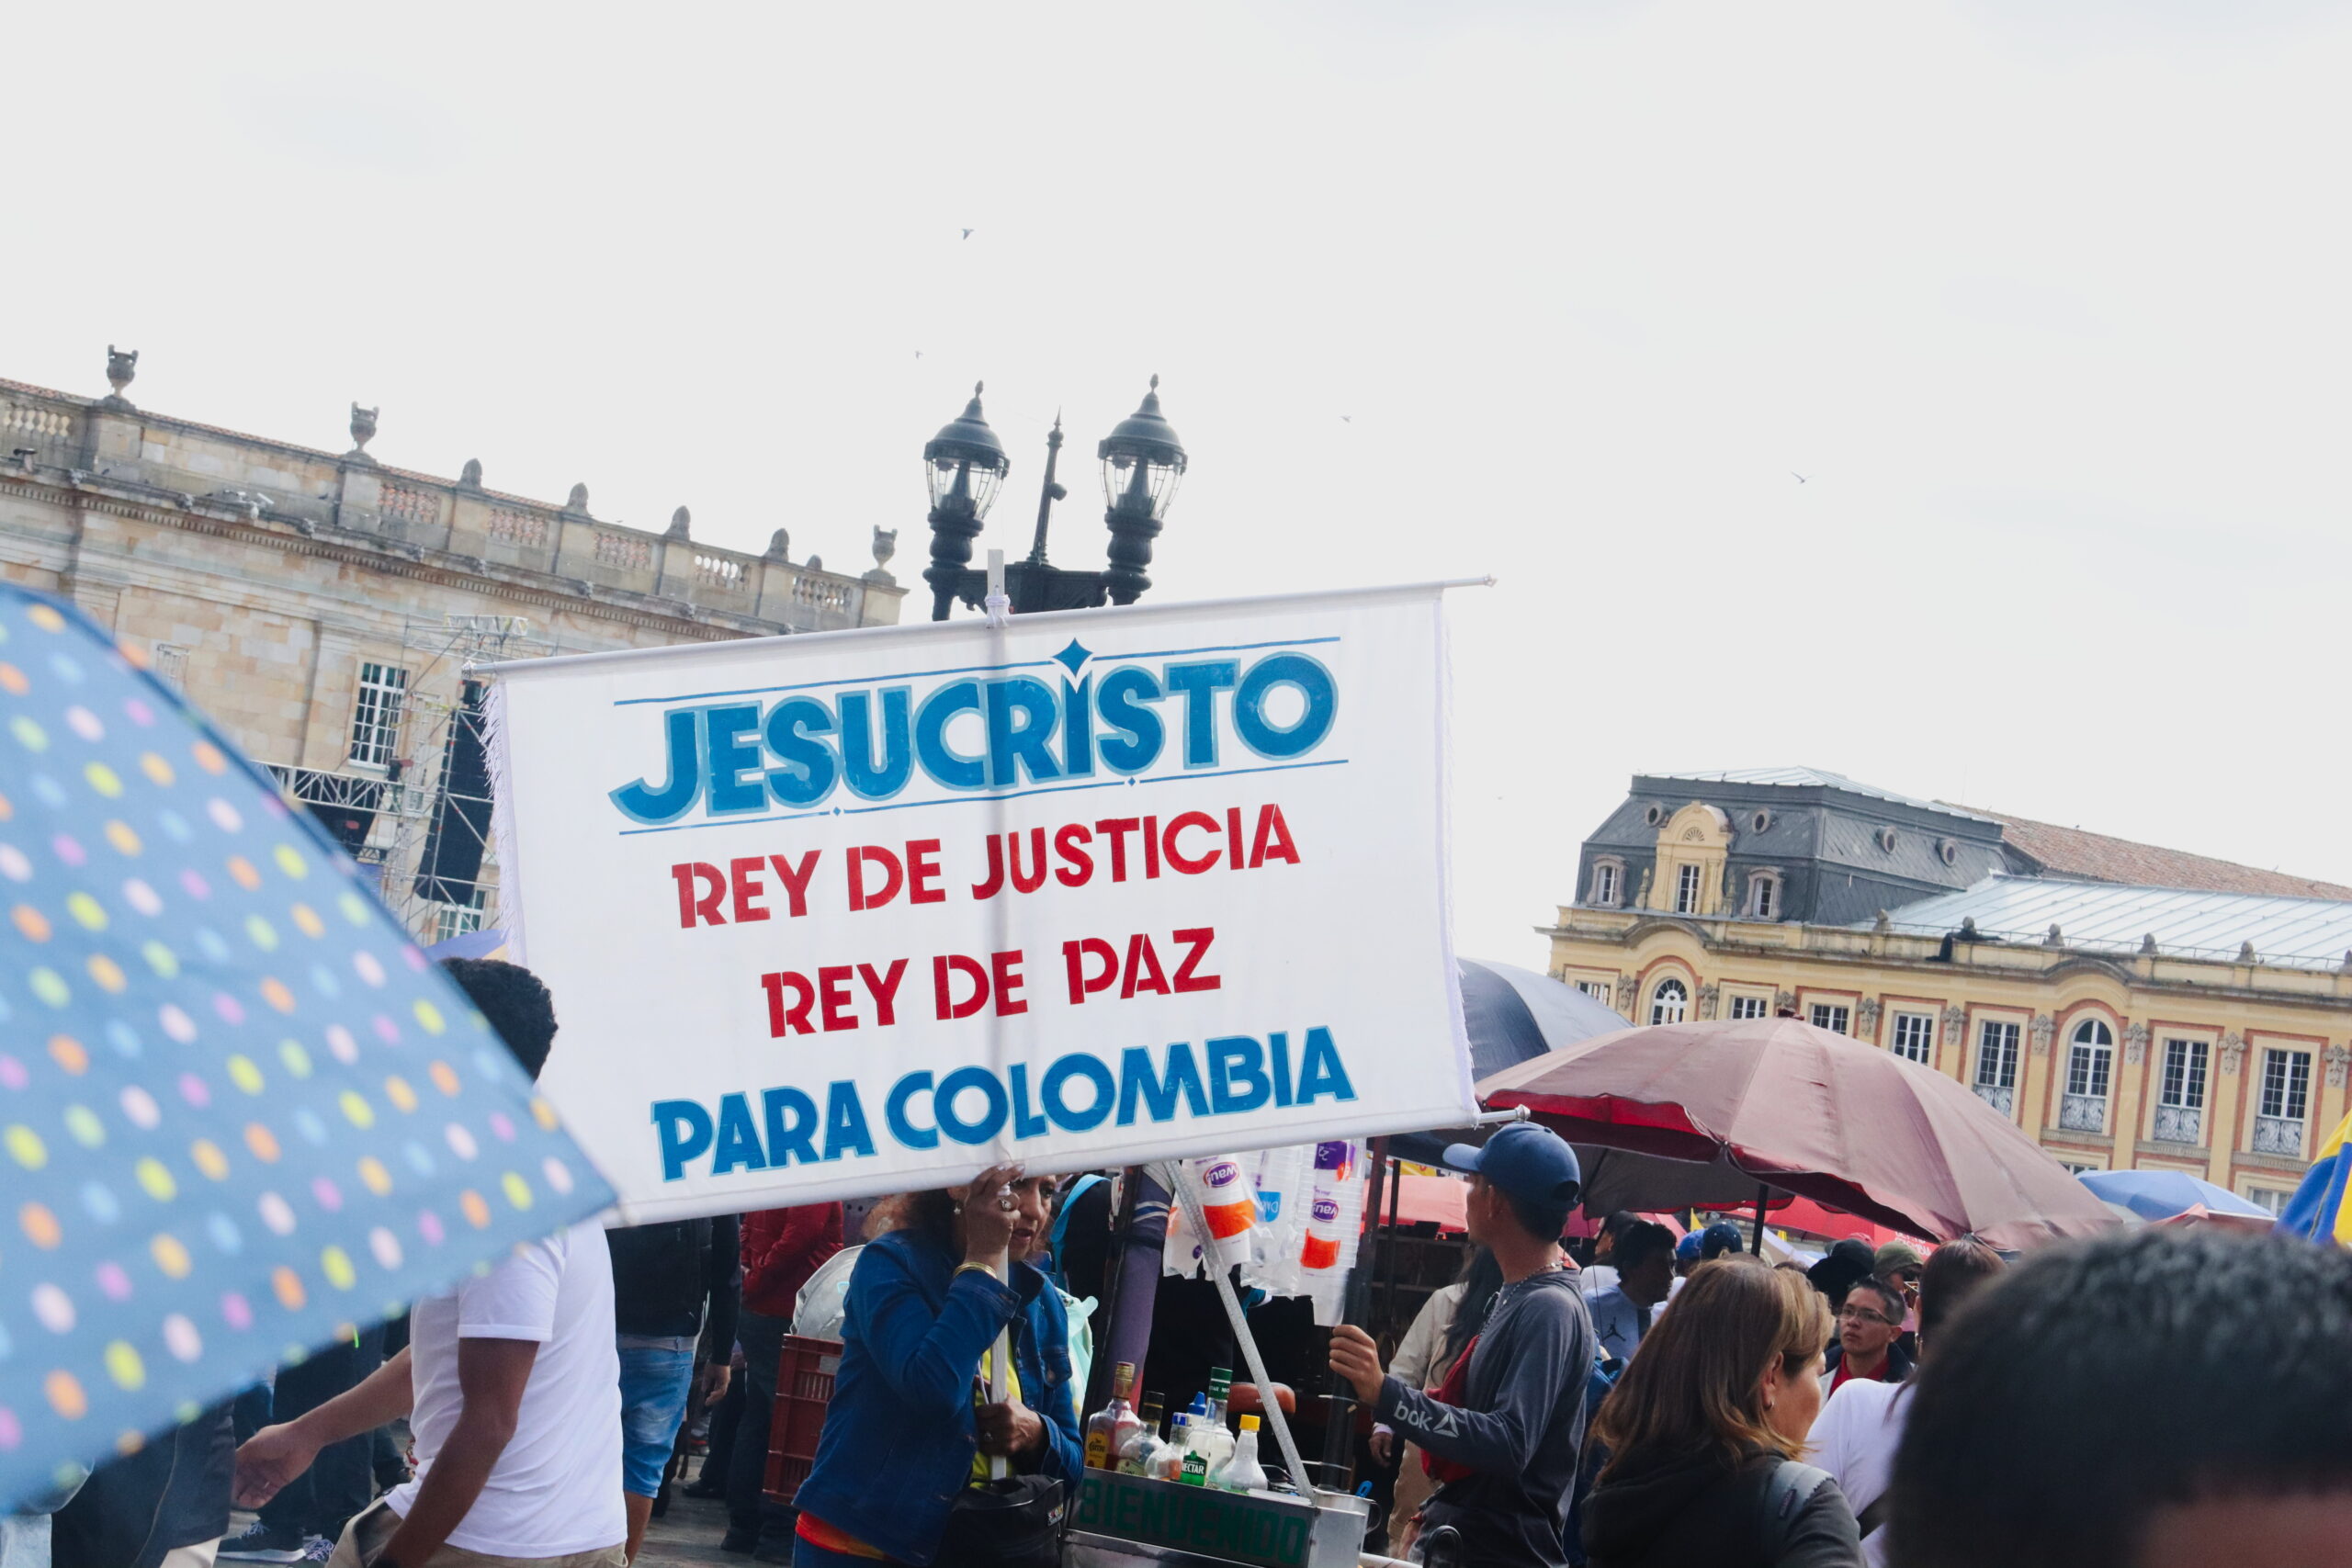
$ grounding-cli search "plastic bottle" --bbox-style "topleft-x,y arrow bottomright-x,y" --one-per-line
1299,1142 -> 1353,1271
1215,1415 -> 1268,1492
1184,1156 -> 1261,1265
1084,1361 -> 1140,1470
1116,1393 -> 1165,1476
1151,1414 -> 1191,1482
1177,1417 -> 1212,1486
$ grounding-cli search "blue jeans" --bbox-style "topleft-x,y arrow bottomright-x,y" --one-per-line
616,1341 -> 699,1498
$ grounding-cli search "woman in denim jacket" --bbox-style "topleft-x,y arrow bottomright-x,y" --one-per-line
793,1165 -> 1083,1566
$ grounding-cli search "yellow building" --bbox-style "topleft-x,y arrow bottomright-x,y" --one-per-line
1544,769 -> 2352,1214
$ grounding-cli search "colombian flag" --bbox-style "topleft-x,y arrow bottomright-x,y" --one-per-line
2278,1108 -> 2352,1246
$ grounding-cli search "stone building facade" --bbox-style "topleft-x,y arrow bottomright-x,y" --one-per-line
0,349 -> 903,942
1548,768 -> 2352,1214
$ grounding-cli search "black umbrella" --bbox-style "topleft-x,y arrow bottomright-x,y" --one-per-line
1388,958 -> 1628,1166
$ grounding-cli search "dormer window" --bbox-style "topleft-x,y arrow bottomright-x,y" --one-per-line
1674,863 -> 1702,914
1746,870 -> 1782,919
1589,859 -> 1623,908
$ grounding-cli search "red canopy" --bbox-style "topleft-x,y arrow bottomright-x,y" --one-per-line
1480,1017 -> 2114,1251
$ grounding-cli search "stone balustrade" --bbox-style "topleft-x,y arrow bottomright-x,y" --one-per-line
0,376 -> 899,634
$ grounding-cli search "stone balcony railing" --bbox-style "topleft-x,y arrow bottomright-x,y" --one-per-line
0,376 -> 901,635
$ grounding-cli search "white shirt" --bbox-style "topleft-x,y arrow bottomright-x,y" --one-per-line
1808,1376 -> 1911,1568
1578,1263 -> 1620,1299
389,1222 -> 626,1558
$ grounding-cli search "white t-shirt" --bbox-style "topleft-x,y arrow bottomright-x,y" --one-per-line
388,1222 -> 626,1558
1578,1263 -> 1620,1299
1808,1376 -> 1911,1568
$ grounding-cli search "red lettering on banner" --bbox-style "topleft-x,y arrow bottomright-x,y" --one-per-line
991,949 -> 1028,1016
1055,824 -> 1094,887
1063,938 -> 1118,1003
1250,804 -> 1299,868
729,856 -> 771,922
818,964 -> 857,1031
1142,815 -> 1161,879
934,953 -> 990,1020
1121,932 -> 1170,998
970,837 -> 1005,901
1171,927 -> 1221,992
672,863 -> 727,928
906,840 -> 945,904
1164,811 -> 1220,874
858,959 -> 908,1026
1096,818 -> 1139,882
761,971 -> 816,1035
848,845 -> 904,911
770,851 -> 820,917
1226,807 -> 1244,869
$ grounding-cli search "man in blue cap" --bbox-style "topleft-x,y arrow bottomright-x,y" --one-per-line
1330,1122 -> 1598,1568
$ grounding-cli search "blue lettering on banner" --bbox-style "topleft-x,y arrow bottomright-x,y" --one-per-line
607,646 -> 1340,827
648,1029 -> 1358,1182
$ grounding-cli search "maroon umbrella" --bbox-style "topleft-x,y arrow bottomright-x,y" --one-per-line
1479,1016 -> 2115,1251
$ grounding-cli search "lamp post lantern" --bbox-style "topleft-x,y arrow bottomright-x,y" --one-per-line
922,378 -> 1186,620
922,383 -> 1012,622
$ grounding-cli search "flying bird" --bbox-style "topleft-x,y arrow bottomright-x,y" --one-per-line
1790,471 -> 1811,484
1340,415 -> 1352,423
961,228 -> 975,240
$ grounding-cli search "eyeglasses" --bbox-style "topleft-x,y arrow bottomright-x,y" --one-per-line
1838,1304 -> 1897,1326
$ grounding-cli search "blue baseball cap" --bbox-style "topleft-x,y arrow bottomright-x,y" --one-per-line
1441,1122 -> 1582,1213
1676,1232 -> 1706,1263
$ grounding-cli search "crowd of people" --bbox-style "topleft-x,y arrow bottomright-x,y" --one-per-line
12,959 -> 2352,1568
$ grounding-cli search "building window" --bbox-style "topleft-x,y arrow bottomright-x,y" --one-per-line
1746,872 -> 1781,919
1674,864 -> 1702,915
1889,1011 -> 1935,1064
2255,1048 -> 2312,1156
432,898 -> 486,943
1590,861 -> 1621,907
1728,994 -> 1769,1021
2058,1160 -> 2104,1176
2242,1186 -> 2291,1219
348,661 -> 410,769
1974,1021 -> 2020,1115
1649,978 -> 1689,1026
1575,979 -> 1612,1005
2154,1038 -> 2209,1145
1809,1002 -> 1850,1035
2060,1019 -> 2114,1134
150,641 -> 189,693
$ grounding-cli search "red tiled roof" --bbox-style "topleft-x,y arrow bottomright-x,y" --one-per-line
1958,807 -> 2352,901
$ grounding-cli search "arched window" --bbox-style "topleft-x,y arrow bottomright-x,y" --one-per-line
2062,1018 -> 2115,1134
1589,859 -> 1623,907
1649,977 -> 1689,1026
1746,870 -> 1782,919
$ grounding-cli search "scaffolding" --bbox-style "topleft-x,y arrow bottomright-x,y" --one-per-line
373,615 -> 558,943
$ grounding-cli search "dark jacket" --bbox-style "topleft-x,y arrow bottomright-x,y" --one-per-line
1377,1268 -> 1597,1568
1820,1340 -> 1913,1390
51,1403 -> 234,1568
610,1213 -> 740,1348
791,1228 -> 1082,1566
1582,1449 -> 1863,1568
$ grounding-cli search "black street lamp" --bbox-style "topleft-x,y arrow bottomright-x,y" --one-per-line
924,378 -> 1187,620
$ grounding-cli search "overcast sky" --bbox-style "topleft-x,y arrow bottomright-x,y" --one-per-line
11,2 -> 2352,967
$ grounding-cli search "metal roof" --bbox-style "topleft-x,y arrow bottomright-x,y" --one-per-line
1866,875 -> 2352,970
1644,767 -> 1996,824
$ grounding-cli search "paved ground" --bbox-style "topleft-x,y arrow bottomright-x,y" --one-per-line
636,1460 -> 751,1568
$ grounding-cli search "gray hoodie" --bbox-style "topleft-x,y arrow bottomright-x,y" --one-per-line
1377,1267 -> 1596,1568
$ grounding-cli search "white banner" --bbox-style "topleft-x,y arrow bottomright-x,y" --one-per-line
484,583 -> 1473,1220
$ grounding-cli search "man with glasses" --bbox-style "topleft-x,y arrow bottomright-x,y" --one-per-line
1823,1278 -> 1913,1393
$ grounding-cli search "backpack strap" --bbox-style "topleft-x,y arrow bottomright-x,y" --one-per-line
1758,1460 -> 1836,1562
1853,1488 -> 1892,1540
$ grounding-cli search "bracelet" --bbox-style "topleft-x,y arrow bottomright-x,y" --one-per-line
954,1261 -> 1000,1280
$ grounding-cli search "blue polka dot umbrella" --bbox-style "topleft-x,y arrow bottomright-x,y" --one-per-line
0,586 -> 616,1510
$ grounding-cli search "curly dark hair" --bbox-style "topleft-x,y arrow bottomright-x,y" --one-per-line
439,958 -> 557,1080
1892,1227 -> 2352,1568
